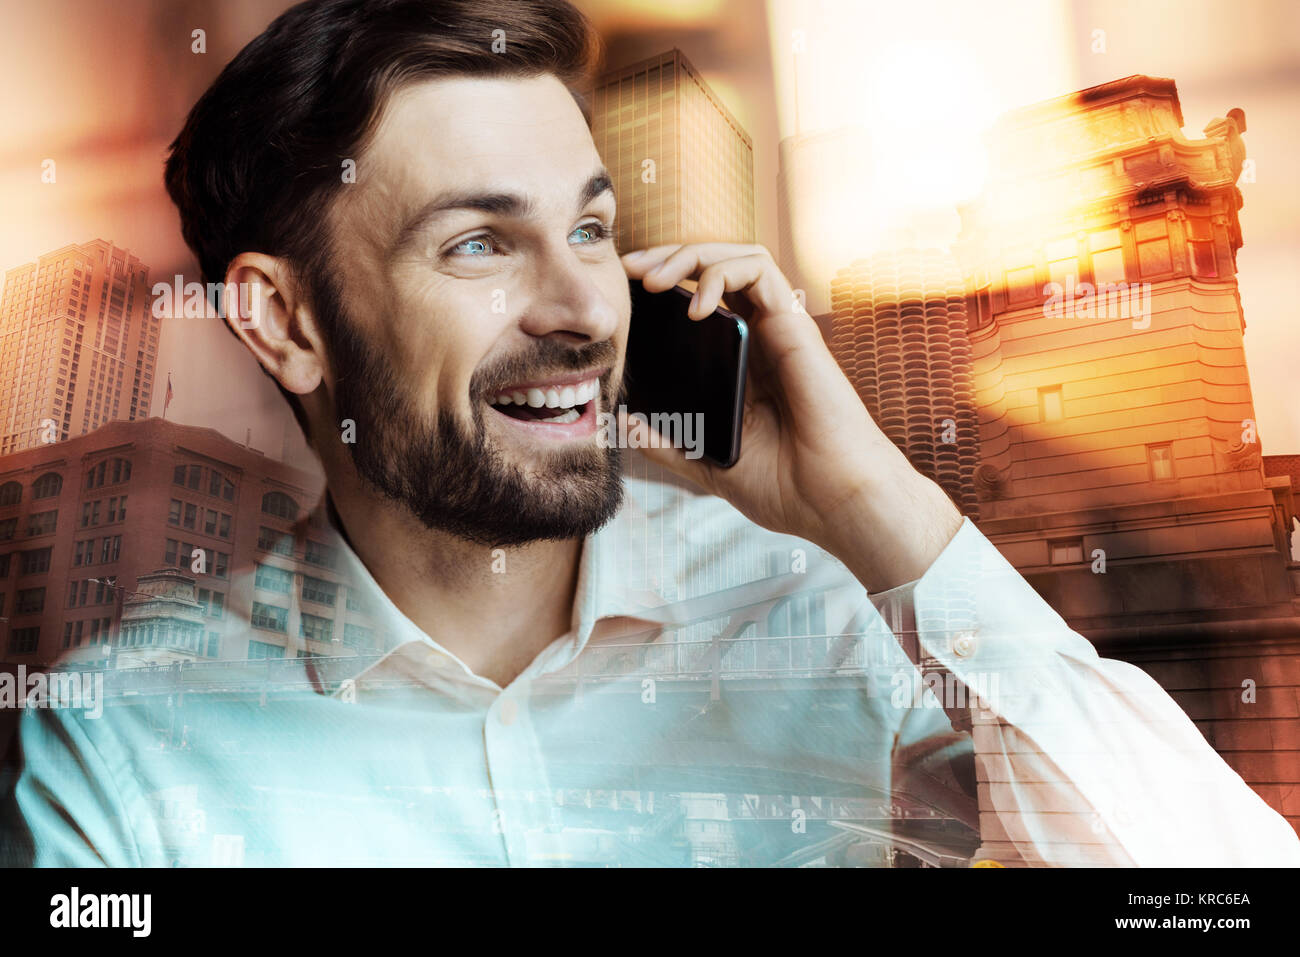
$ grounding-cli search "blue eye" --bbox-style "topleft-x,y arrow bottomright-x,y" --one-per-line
450,235 -> 496,257
570,222 -> 612,245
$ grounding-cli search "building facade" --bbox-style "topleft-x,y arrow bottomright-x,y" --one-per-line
588,48 -> 755,253
0,417 -> 384,668
948,75 -> 1300,857
0,240 -> 160,455
953,75 -> 1298,640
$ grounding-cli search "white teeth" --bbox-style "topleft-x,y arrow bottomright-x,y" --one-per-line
488,377 -> 600,406
548,407 -> 580,424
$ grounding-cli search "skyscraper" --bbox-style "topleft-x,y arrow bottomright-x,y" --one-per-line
589,50 -> 764,617
0,239 -> 160,455
588,49 -> 755,252
829,248 -> 981,519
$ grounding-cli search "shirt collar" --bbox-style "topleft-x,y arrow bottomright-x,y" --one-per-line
306,484 -> 672,689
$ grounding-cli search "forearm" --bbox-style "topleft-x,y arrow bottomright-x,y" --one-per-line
864,516 -> 1300,866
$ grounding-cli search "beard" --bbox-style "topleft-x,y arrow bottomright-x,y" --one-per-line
316,275 -> 625,548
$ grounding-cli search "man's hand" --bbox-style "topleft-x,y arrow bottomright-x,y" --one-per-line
620,243 -> 963,592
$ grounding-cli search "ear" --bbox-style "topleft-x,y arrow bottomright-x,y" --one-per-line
222,252 -> 331,397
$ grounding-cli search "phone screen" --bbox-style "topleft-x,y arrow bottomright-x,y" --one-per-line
623,277 -> 749,468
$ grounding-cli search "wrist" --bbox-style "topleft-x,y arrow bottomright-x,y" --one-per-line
818,467 -> 964,592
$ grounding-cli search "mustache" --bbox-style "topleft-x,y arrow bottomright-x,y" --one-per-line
471,339 -> 618,398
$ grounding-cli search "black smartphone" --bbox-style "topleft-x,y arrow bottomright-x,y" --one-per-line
623,277 -> 749,468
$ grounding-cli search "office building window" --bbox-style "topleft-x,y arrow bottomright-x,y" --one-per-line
262,491 -> 299,520
1148,443 -> 1175,481
302,575 -> 337,606
258,526 -> 294,556
300,612 -> 333,644
1049,539 -> 1085,565
15,587 -> 45,615
1045,237 -> 1078,289
1038,385 -> 1064,422
1089,228 -> 1126,286
304,540 -> 336,569
8,627 -> 39,655
26,510 -> 57,537
247,639 -> 286,660
1136,218 -> 1172,276
343,623 -> 374,649
255,563 -> 293,594
251,601 -> 288,633
19,548 -> 51,575
1187,218 -> 1218,278
32,472 -> 62,499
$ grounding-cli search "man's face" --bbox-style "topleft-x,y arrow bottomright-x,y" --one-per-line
319,74 -> 630,547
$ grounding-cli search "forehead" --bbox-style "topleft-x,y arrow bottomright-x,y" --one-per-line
352,74 -> 604,226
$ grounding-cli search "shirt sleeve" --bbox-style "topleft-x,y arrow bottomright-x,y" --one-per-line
0,705 -> 147,867
875,516 -> 1300,867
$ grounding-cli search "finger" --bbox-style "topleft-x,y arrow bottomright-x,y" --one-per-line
689,255 -> 769,320
620,245 -> 683,278
645,246 -> 797,321
628,242 -> 770,289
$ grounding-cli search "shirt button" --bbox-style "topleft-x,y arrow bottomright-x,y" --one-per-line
498,698 -> 518,726
952,631 -> 977,657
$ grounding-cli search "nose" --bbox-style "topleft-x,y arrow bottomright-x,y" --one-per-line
516,240 -> 620,345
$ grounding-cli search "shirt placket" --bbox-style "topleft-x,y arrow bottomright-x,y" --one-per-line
482,679 -> 559,866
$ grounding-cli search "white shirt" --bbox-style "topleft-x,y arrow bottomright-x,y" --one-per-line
3,469 -> 1296,867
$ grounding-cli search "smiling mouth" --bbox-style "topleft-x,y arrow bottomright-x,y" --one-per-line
485,374 -> 602,426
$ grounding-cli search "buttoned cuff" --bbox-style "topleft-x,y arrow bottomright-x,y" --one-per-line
907,517 -> 1088,717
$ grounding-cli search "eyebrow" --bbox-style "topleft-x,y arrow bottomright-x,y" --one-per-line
390,169 -> 615,257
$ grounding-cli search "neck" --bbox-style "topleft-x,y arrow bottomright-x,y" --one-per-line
325,477 -> 583,688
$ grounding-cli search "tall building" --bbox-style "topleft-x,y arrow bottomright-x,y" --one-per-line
0,417 -> 384,668
949,75 -> 1300,858
0,240 -> 161,455
588,49 -> 755,252
829,248 -> 981,518
589,49 -> 763,631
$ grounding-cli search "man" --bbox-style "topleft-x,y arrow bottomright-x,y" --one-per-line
2,0 -> 1296,867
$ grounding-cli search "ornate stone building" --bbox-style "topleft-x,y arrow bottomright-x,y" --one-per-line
951,75 -> 1300,859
